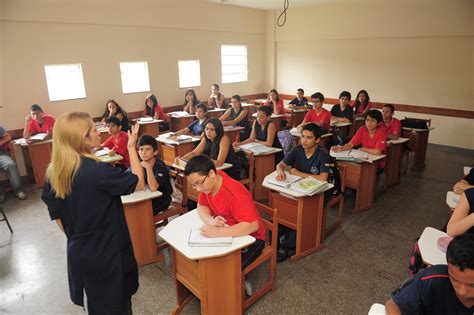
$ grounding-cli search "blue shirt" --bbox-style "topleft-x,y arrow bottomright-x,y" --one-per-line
283,145 -> 329,175
330,104 -> 353,121
187,119 -> 205,136
392,265 -> 474,315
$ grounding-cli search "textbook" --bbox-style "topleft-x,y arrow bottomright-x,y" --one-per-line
188,227 -> 232,247
330,149 -> 370,162
267,172 -> 301,188
94,147 -> 111,157
239,142 -> 274,155
289,177 -> 329,196
29,133 -> 47,141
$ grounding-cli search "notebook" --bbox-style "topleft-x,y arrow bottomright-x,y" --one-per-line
171,111 -> 192,117
289,177 -> 329,196
139,117 -> 154,123
330,149 -> 369,162
267,172 -> 301,188
29,133 -> 47,141
239,142 -> 274,155
94,147 -> 111,157
188,227 -> 232,247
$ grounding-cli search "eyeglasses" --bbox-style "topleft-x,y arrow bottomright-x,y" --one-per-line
191,174 -> 208,189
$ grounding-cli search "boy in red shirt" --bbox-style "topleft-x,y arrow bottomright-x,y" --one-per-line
23,104 -> 55,141
297,92 -> 331,132
332,109 -> 386,169
380,104 -> 401,140
183,155 -> 266,270
98,116 -> 131,170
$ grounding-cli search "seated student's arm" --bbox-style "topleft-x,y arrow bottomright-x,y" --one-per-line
453,179 -> 474,194
213,135 -> 231,167
215,94 -> 225,108
183,102 -> 191,114
23,115 -> 32,139
222,109 -> 248,127
289,168 -> 329,181
386,133 -> 399,140
178,137 -> 206,162
127,125 -> 145,190
0,130 -> 12,146
276,160 -> 289,181
234,121 -> 256,148
385,298 -> 401,315
141,160 -> 159,192
331,141 -> 354,152
201,219 -> 258,238
360,147 -> 382,155
171,127 -> 191,137
447,192 -> 474,236
206,96 -> 215,109
255,121 -> 277,147
219,108 -> 232,123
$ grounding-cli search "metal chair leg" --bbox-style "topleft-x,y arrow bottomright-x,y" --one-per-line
0,207 -> 13,233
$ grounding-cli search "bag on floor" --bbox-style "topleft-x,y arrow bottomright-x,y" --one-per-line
408,237 -> 426,277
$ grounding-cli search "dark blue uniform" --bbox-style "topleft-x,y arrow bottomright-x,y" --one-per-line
330,104 -> 354,121
392,265 -> 474,315
254,120 -> 283,165
144,158 -> 173,215
228,107 -> 251,141
289,97 -> 308,107
42,158 -> 139,314
187,119 -> 206,136
283,145 -> 330,175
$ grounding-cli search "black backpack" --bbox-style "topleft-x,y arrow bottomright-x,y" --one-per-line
235,150 -> 250,180
401,119 -> 428,130
325,158 -> 342,196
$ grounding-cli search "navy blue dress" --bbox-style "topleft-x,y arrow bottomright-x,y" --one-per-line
42,157 -> 139,313
254,120 -> 284,164
228,107 -> 251,141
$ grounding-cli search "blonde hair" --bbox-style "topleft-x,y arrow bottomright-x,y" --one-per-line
45,112 -> 98,198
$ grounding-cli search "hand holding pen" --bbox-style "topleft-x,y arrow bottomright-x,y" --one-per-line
208,215 -> 226,227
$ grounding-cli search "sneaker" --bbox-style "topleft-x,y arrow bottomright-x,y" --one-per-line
244,280 -> 253,296
16,191 -> 27,200
276,248 -> 288,263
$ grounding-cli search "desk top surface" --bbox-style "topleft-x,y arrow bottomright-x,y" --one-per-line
14,138 -> 52,147
224,125 -> 245,131
387,137 -> 410,145
208,108 -> 226,113
98,154 -> 123,163
330,120 -> 352,127
402,127 -> 434,132
262,171 -> 333,198
156,133 -> 201,145
172,161 -> 233,171
136,118 -> 163,125
159,209 -> 255,260
121,188 -> 162,204
330,149 -> 386,163
418,227 -> 448,265
251,113 -> 285,118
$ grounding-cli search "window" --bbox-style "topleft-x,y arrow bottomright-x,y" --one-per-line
119,62 -> 150,94
221,45 -> 248,84
44,64 -> 86,102
178,60 -> 201,88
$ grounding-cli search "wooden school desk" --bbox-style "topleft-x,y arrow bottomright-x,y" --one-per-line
249,98 -> 267,106
402,127 -> 433,170
263,172 -> 333,262
237,145 -> 283,202
331,152 -> 385,213
169,112 -> 195,132
135,118 -> 163,137
418,227 -> 448,266
156,133 -> 201,166
97,125 -> 109,143
383,137 -> 409,190
242,102 -> 258,119
252,113 -> 285,131
208,108 -> 226,119
11,139 -> 52,188
159,210 -> 255,315
121,188 -> 163,266
330,120 -> 352,142
172,162 -> 232,203
223,125 -> 244,142
284,108 -> 308,128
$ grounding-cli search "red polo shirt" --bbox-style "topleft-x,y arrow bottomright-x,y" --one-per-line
264,100 -> 284,115
350,126 -> 386,168
198,170 -> 265,240
143,103 -> 168,121
304,108 -> 331,131
101,131 -> 131,168
354,102 -> 373,114
379,117 -> 401,138
28,114 -> 55,135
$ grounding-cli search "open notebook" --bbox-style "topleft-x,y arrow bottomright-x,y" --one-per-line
239,142 -> 275,155
267,172 -> 329,196
188,227 -> 232,247
29,133 -> 47,141
94,147 -> 111,157
330,149 -> 371,162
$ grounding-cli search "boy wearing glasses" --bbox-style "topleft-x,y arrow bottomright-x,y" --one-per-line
183,155 -> 265,270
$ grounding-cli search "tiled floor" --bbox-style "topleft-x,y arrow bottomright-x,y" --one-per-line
0,144 -> 472,314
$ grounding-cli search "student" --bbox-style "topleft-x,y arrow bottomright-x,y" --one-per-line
219,95 -> 251,141
183,155 -> 265,271
234,106 -> 284,165
144,94 -> 169,131
101,100 -> 130,132
453,168 -> 474,195
287,88 -> 308,109
177,118 -> 241,180
330,91 -> 353,123
385,233 -> 474,315
207,84 -> 227,109
332,109 -> 386,169
97,116 -> 131,170
0,126 -> 27,201
42,113 -> 144,314
447,188 -> 474,236
183,88 -> 200,114
297,92 -> 331,132
275,123 -> 330,261
23,104 -> 55,140
264,89 -> 285,115
380,104 -> 401,140
353,90 -> 372,115
133,135 -> 172,215
172,103 -> 209,137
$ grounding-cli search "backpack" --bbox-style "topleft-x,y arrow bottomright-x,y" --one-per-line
235,150 -> 249,180
277,129 -> 297,155
401,119 -> 428,130
325,158 -> 342,196
408,237 -> 426,277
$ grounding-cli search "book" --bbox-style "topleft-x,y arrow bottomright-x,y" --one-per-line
330,149 -> 369,162
94,147 -> 111,157
267,171 -> 301,188
289,177 -> 328,196
239,142 -> 274,155
29,133 -> 47,141
171,111 -> 192,117
188,227 -> 232,247
139,117 -> 154,123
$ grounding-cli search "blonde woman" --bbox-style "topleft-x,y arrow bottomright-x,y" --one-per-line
41,112 -> 144,314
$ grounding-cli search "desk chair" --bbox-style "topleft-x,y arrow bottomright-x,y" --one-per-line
0,207 -> 13,233
349,117 -> 365,139
243,202 -> 278,310
238,150 -> 255,195
322,163 -> 347,241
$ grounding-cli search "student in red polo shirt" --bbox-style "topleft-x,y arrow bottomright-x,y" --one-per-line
297,92 -> 331,132
97,116 -> 130,170
184,155 -> 265,266
353,90 -> 373,116
23,104 -> 55,140
264,89 -> 284,115
144,93 -> 169,131
332,109 -> 386,169
380,104 -> 401,140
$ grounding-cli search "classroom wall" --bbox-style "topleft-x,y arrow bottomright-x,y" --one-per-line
0,0 -> 266,130
266,0 -> 474,149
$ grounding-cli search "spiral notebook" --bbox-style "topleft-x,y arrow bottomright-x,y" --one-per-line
188,227 -> 232,247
